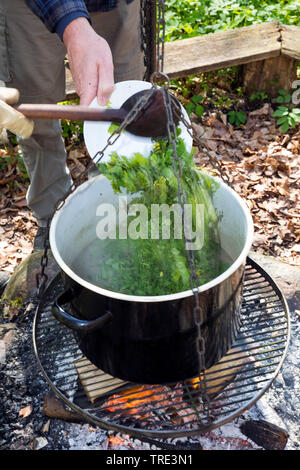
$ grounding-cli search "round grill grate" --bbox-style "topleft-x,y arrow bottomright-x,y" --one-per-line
33,256 -> 290,439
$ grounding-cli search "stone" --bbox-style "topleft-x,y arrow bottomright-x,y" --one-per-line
0,341 -> 6,364
41,420 -> 51,434
0,324 -> 16,363
0,323 -> 16,340
2,250 -> 60,313
32,436 -> 48,450
0,272 -> 10,295
249,251 -> 300,312
282,369 -> 295,388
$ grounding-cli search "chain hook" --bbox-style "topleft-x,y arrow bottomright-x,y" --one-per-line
150,71 -> 170,89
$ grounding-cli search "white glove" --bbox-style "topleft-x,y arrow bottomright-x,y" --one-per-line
0,87 -> 34,138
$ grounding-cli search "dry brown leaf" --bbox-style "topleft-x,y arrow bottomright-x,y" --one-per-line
19,405 -> 33,418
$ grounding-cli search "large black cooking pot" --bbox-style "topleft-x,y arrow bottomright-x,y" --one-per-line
50,173 -> 253,384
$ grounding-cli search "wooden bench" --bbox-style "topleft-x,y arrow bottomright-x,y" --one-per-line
66,21 -> 300,99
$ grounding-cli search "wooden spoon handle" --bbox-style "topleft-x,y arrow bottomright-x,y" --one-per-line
14,104 -> 127,122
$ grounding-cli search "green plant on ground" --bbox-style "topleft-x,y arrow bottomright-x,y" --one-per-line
249,91 -> 269,102
272,89 -> 300,133
0,150 -> 29,181
185,94 -> 205,117
210,90 -> 236,109
227,109 -> 247,126
58,98 -> 83,143
164,0 -> 300,42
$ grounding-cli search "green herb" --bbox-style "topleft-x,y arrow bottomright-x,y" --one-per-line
84,136 -> 229,296
185,94 -> 205,117
108,122 -> 121,134
227,110 -> 247,127
272,89 -> 300,133
58,98 -> 83,144
249,91 -> 269,102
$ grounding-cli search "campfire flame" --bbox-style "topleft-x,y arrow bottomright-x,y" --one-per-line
105,385 -> 168,418
186,377 -> 201,390
104,381 -> 205,425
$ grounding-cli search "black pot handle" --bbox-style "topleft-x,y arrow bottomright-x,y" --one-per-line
52,289 -> 112,332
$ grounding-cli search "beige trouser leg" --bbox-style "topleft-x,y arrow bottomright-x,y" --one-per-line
0,0 -> 144,226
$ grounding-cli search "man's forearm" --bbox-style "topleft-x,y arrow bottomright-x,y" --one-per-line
62,16 -> 90,47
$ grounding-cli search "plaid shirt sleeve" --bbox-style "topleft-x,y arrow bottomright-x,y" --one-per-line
26,0 -> 134,38
25,1 -> 92,34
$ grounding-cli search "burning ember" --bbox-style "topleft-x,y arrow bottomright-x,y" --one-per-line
103,382 -> 209,426
105,385 -> 172,419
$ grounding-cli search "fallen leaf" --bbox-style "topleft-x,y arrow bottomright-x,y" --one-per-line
19,405 -> 33,418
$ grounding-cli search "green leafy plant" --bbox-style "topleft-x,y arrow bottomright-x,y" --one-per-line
15,152 -> 29,180
249,91 -> 269,102
0,151 -> 29,181
211,92 -> 234,109
227,109 -> 247,127
58,98 -> 83,143
272,89 -> 300,133
164,1 -> 300,43
89,136 -> 228,296
185,94 -> 205,117
108,123 -> 121,134
1,296 -> 23,308
276,89 -> 292,104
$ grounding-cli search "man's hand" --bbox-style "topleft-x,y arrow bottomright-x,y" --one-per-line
0,87 -> 34,138
63,18 -> 114,106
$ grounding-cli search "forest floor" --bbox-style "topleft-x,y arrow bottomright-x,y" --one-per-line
0,73 -> 299,276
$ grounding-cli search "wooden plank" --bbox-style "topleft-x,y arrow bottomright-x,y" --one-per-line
280,24 -> 300,61
242,55 -> 298,97
185,341 -> 251,400
164,21 -> 281,78
74,356 -> 128,403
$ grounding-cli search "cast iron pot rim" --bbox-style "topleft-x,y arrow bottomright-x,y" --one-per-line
49,172 -> 254,303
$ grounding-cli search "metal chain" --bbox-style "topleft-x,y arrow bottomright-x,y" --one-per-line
140,0 -> 150,80
156,0 -> 166,73
93,90 -> 157,165
151,7 -> 220,420
139,0 -> 231,186
36,1 -> 222,423
151,72 -> 211,420
36,176 -> 86,298
140,1 -> 166,78
140,0 -> 156,81
171,102 -> 232,187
